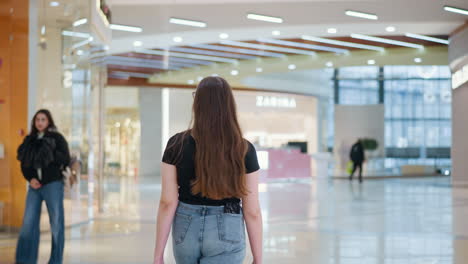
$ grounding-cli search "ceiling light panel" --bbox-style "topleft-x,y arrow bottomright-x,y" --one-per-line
107,56 -> 193,68
169,47 -> 257,60
135,48 -> 237,63
404,33 -> 449,45
301,35 -> 384,52
110,24 -> 143,32
73,18 -> 87,27
132,51 -> 214,65
257,38 -> 349,54
189,44 -> 284,58
443,5 -> 468,16
351,33 -> 424,49
247,13 -> 283,23
220,40 -> 316,55
169,17 -> 207,28
345,10 -> 378,20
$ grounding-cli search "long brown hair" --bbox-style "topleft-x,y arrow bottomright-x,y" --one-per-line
30,109 -> 57,136
190,76 -> 248,200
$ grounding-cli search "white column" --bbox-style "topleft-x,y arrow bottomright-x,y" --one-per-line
139,88 -> 163,177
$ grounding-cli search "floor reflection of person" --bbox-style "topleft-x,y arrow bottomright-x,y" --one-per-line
153,77 -> 263,264
16,109 -> 71,264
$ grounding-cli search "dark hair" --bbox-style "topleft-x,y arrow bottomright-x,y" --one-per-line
190,76 -> 248,199
30,109 -> 57,135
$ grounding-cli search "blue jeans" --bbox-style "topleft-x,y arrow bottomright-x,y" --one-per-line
16,181 -> 65,264
173,202 -> 246,264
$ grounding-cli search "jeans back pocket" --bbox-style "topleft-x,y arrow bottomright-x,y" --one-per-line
217,213 -> 244,244
173,213 -> 192,245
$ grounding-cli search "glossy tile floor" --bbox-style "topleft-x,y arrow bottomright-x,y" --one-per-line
2,176 -> 468,263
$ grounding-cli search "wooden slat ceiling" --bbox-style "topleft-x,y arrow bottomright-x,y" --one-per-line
106,35 -> 448,81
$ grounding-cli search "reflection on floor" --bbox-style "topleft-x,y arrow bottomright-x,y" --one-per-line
2,176 -> 468,263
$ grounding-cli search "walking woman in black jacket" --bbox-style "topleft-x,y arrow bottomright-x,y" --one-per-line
16,109 -> 71,264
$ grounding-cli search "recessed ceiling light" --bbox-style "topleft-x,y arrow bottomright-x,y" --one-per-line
444,5 -> 468,16
133,41 -> 143,47
256,67 -> 263,73
302,35 -> 385,52
197,76 -> 203,81
288,64 -> 296,70
76,50 -> 84,56
327,28 -> 337,34
272,30 -> 281,36
49,1 -> 59,7
62,30 -> 91,39
367,59 -> 376,65
110,24 -> 143,33
212,73 -> 219,77
187,80 -> 195,84
73,18 -> 87,27
219,33 -> 229,39
169,17 -> 207,28
386,26 -> 396,32
173,36 -> 183,43
351,33 -> 424,49
247,13 -> 283,23
345,10 -> 378,20
326,62 -> 333,67
405,33 -> 449,45
231,70 -> 239,76
414,57 -> 422,63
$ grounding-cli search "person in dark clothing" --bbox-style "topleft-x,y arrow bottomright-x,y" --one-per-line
349,139 -> 365,183
16,109 -> 70,264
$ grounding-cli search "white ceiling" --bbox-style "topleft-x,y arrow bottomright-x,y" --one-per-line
107,0 -> 467,54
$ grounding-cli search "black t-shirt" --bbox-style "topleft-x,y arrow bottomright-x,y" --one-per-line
162,132 -> 260,206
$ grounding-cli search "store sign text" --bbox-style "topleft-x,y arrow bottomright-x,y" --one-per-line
452,64 -> 468,90
256,96 -> 297,108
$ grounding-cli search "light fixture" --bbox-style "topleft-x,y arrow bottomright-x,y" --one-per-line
219,33 -> 229,39
326,62 -> 333,67
62,30 -> 91,39
169,17 -> 207,28
327,28 -> 337,34
197,76 -> 203,81
49,1 -> 59,7
345,10 -> 378,20
41,25 -> 46,35
133,41 -> 143,47
386,26 -> 396,32
351,33 -> 424,49
170,47 -> 256,60
404,33 -> 449,45
258,38 -> 348,54
247,13 -> 283,23
73,18 -> 87,27
444,5 -> 468,16
191,44 -> 284,58
212,73 -> 219,77
76,50 -> 84,56
301,35 -> 385,52
220,40 -> 316,55
109,24 -> 143,33
256,67 -> 263,72
414,57 -> 422,63
173,36 -> 183,43
231,70 -> 239,76
188,80 -> 195,84
272,30 -> 281,36
288,64 -> 296,70
367,59 -> 376,65
135,48 -> 237,63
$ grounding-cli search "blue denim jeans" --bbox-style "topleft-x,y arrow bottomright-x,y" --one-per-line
173,202 -> 246,264
16,180 -> 65,264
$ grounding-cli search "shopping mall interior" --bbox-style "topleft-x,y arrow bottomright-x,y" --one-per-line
1,0 -> 468,263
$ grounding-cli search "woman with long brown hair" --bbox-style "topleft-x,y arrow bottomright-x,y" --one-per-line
153,77 -> 263,264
